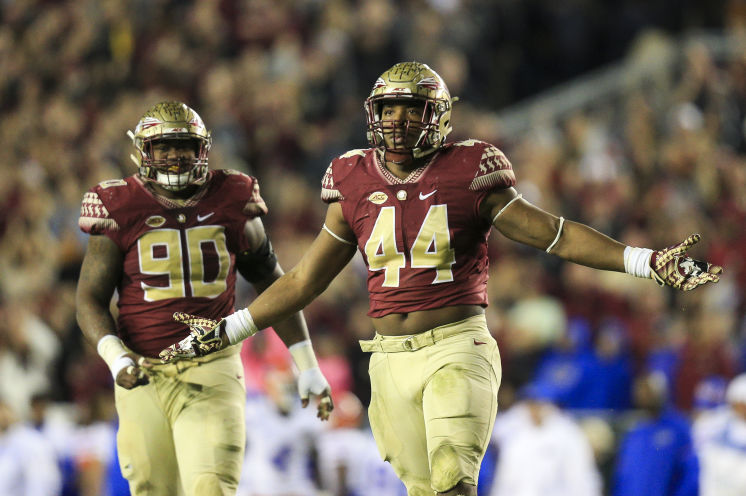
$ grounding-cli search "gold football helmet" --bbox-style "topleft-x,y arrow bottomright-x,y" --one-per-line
365,62 -> 454,159
128,101 -> 212,191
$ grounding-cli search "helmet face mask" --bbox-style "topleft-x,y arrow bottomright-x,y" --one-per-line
129,101 -> 212,192
365,62 -> 454,159
369,97 -> 435,152
143,137 -> 208,192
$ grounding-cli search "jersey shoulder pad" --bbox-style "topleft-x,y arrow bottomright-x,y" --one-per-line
450,140 -> 516,191
214,169 -> 268,218
320,148 -> 370,203
78,179 -> 129,234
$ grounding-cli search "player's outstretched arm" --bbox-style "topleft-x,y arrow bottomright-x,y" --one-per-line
247,202 -> 358,328
236,217 -> 313,348
238,216 -> 350,419
76,236 -> 153,389
161,204 -> 356,357
483,188 -> 722,291
160,204 -> 357,417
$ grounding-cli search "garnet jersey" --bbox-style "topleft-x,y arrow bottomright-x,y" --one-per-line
321,140 -> 515,317
79,170 -> 267,357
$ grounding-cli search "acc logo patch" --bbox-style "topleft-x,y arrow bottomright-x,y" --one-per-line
368,192 -> 388,205
145,215 -> 166,228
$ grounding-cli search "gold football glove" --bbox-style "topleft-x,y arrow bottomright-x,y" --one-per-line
159,312 -> 227,362
650,234 -> 722,291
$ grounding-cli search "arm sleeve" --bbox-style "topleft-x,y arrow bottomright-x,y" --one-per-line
241,176 -> 268,218
78,190 -> 120,235
321,162 -> 343,203
466,142 -> 516,192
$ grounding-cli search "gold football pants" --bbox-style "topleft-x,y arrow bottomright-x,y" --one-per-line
114,347 -> 245,496
361,314 -> 501,495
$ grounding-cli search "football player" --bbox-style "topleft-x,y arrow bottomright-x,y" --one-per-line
316,392 -> 407,496
75,101 -> 333,496
238,367 -> 324,496
160,63 -> 722,496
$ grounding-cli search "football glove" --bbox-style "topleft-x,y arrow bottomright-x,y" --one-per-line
159,312 -> 227,362
650,234 -> 722,291
297,367 -> 334,420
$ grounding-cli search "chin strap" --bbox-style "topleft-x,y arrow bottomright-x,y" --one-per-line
384,146 -> 437,167
384,149 -> 414,165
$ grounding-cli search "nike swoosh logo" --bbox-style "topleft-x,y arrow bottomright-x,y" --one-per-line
474,339 -> 487,346
419,190 -> 437,200
197,212 -> 214,222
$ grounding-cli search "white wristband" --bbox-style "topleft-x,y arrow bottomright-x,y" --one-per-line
97,335 -> 133,379
624,246 -> 653,279
223,308 -> 259,344
288,340 -> 319,371
111,356 -> 135,380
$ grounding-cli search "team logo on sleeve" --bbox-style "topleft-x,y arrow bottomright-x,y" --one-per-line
368,192 -> 388,205
145,215 -> 166,227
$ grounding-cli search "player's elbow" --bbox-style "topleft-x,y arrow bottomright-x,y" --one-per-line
75,294 -> 105,330
249,264 -> 283,293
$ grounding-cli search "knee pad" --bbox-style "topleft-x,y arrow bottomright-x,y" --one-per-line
430,444 -> 465,493
407,486 -> 435,496
191,473 -> 226,496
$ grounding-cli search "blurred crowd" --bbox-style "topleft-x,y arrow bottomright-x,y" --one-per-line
1,0 -> 746,495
